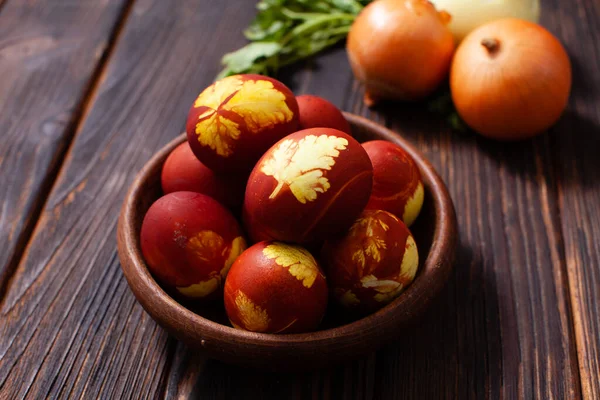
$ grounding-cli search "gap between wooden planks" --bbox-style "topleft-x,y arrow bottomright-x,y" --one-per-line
0,0 -> 136,301
0,0 -> 258,398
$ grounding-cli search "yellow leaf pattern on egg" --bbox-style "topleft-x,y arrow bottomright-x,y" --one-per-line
403,181 -> 424,227
260,135 -> 348,203
373,285 -> 404,303
177,277 -> 220,298
225,79 -> 293,133
338,290 -> 360,306
181,230 -> 236,298
351,250 -> 366,272
195,115 -> 241,158
399,235 -> 419,283
187,230 -> 225,263
221,236 -> 247,278
193,76 -> 293,157
262,243 -> 320,288
361,275 -> 403,303
366,238 -> 387,262
235,291 -> 270,332
378,220 -> 389,231
349,214 -> 388,276
193,77 -> 243,109
359,235 -> 419,303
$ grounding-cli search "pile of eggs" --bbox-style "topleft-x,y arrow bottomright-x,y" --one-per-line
141,74 -> 425,334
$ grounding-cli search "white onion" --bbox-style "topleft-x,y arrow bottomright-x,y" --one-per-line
431,0 -> 540,42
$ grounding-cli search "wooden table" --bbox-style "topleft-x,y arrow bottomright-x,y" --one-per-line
0,0 -> 598,398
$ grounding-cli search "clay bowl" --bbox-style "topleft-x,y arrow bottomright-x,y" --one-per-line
117,113 -> 457,370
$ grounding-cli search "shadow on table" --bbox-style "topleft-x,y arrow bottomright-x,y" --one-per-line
276,45 -> 348,95
569,53 -> 598,103
548,110 -> 600,190
375,93 -> 600,195
459,109 -> 600,193
164,240 -> 504,399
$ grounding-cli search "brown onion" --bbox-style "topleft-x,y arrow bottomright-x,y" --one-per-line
347,0 -> 455,106
450,18 -> 571,140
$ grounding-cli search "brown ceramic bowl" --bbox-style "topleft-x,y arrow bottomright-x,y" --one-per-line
117,113 -> 457,369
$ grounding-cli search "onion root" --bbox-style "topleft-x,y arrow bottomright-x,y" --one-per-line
481,38 -> 501,55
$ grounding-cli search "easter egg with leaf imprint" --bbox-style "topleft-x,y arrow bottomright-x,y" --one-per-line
321,209 -> 419,313
243,128 -> 373,243
362,140 -> 424,227
224,241 -> 328,333
140,192 -> 247,301
186,74 -> 299,174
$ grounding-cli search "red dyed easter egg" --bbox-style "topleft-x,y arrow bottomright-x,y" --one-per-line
161,142 -> 246,210
224,241 -> 328,333
140,192 -> 247,300
296,95 -> 352,135
363,140 -> 424,227
243,128 -> 373,243
186,74 -> 299,174
321,209 -> 419,313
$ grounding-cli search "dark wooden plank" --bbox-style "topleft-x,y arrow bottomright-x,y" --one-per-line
379,113 -> 580,399
545,0 -> 600,398
1,1 -> 591,399
0,0 -> 132,296
0,0 -> 257,398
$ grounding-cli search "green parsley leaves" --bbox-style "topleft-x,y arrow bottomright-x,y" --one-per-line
218,0 -> 371,78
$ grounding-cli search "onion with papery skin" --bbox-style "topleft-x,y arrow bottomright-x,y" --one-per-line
450,19 -> 571,141
347,0 -> 455,106
431,0 -> 540,42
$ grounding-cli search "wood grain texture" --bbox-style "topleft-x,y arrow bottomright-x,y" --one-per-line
0,0 -> 598,398
0,0 -> 257,398
544,0 -> 600,398
0,0 -> 132,295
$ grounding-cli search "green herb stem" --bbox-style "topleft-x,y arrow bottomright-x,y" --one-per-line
219,1 -> 365,79
280,7 -> 355,21
282,14 -> 355,45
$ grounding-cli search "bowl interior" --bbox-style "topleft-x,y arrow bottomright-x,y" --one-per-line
118,114 -> 456,368
130,128 -> 436,326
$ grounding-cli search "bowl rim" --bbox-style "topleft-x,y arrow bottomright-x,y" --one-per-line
118,112 -> 457,351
